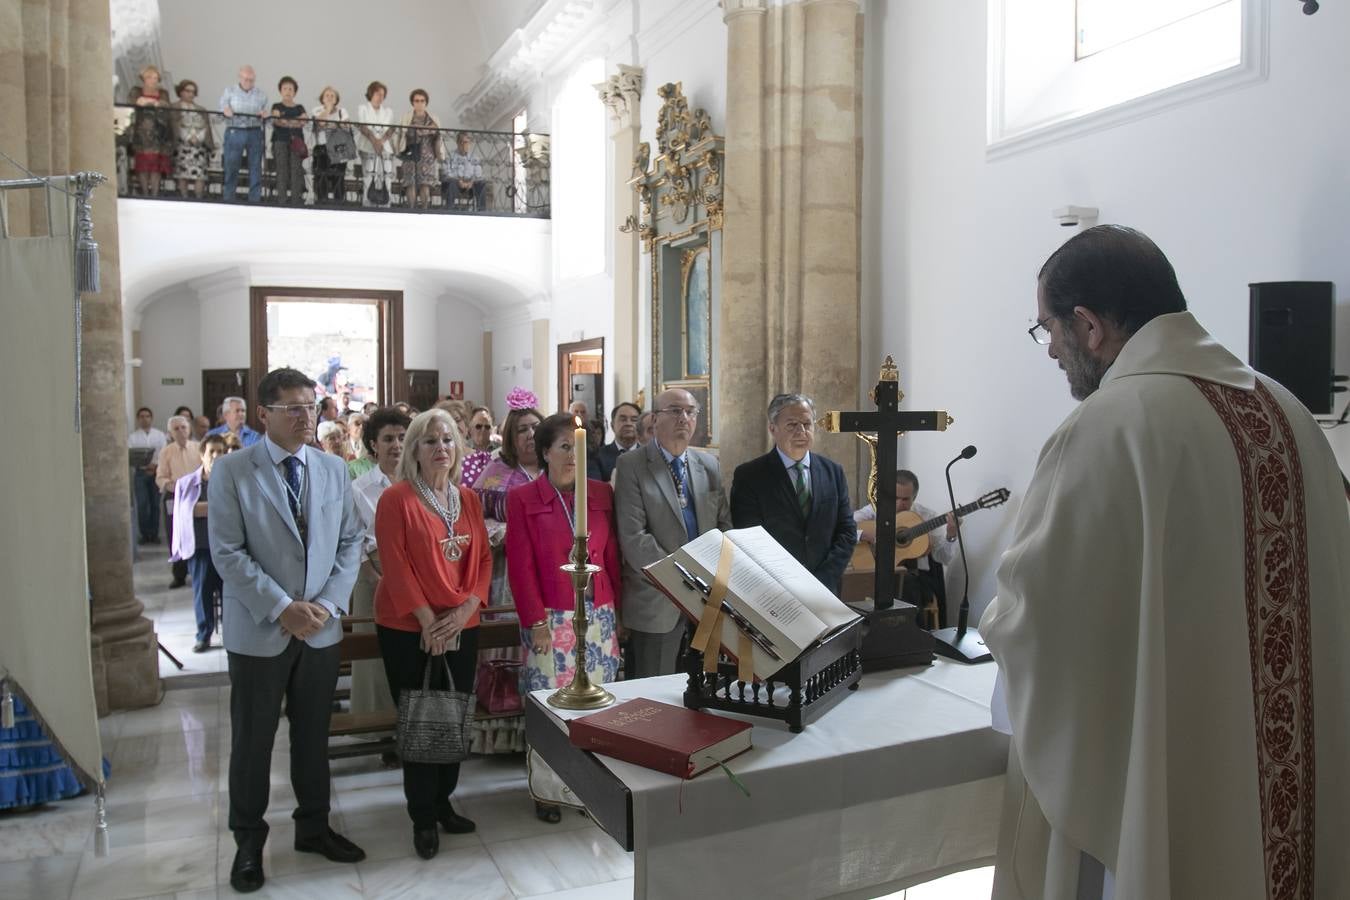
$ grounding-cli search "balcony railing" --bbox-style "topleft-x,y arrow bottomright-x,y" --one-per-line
113,103 -> 550,217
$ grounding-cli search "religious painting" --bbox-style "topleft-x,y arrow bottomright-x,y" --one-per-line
682,246 -> 711,378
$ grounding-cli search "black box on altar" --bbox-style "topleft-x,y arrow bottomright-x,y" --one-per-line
851,600 -> 936,672
682,618 -> 864,733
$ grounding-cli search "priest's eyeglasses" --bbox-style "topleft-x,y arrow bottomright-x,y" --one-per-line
265,404 -> 318,419
1028,317 -> 1053,345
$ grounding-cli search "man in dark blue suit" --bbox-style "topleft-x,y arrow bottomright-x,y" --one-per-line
730,393 -> 857,596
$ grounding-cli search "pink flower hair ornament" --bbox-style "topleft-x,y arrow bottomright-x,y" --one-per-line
506,387 -> 539,411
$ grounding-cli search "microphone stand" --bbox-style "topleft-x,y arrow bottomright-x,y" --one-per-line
931,451 -> 993,663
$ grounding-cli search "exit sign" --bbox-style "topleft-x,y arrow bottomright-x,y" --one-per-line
161,377 -> 184,386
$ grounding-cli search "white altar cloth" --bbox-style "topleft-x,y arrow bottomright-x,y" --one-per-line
530,660 -> 1007,900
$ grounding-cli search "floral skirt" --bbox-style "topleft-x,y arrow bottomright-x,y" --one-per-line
173,142 -> 209,181
521,599 -> 621,691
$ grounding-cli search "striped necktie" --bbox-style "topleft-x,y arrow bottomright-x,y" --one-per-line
792,461 -> 811,516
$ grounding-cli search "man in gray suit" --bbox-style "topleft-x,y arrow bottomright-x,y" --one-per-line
613,388 -> 732,677
209,367 -> 365,894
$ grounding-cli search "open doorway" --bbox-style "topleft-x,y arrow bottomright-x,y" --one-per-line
249,287 -> 403,418
557,336 -> 604,433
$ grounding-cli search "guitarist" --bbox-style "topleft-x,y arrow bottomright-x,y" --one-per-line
854,469 -> 957,626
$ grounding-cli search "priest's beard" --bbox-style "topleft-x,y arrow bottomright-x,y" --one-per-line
1058,329 -> 1110,401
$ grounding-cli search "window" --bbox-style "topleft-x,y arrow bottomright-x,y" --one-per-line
551,58 -> 606,281
1075,0 -> 1230,58
988,0 -> 1264,156
512,108 -> 528,215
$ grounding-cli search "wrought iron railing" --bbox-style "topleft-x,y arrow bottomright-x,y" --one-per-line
112,103 -> 550,217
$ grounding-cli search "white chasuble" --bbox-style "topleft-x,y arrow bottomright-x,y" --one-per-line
982,312 -> 1350,900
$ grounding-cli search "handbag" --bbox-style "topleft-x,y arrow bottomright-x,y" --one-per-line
288,132 -> 309,161
475,658 -> 523,714
398,133 -> 418,162
326,126 -> 356,164
366,164 -> 389,205
396,654 -> 475,765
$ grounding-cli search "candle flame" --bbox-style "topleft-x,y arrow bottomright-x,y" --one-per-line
574,416 -> 584,428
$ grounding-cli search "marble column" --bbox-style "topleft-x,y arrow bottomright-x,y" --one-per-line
719,0 -> 863,480
595,65 -> 644,407
1,0 -> 161,712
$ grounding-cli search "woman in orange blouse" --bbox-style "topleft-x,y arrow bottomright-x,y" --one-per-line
374,408 -> 489,861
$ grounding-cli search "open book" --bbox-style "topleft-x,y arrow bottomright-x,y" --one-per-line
644,527 -> 861,680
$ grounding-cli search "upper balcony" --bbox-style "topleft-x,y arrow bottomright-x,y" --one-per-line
113,103 -> 550,217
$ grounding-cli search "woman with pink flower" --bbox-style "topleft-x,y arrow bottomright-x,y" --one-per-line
506,413 -> 622,822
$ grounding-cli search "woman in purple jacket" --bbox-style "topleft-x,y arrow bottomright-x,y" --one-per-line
170,432 -> 239,651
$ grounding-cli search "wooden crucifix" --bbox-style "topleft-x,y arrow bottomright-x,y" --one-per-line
821,356 -> 953,611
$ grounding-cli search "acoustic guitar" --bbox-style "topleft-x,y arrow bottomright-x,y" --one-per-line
851,488 -> 1011,571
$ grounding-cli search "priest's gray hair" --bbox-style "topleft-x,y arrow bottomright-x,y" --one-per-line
221,396 -> 246,410
768,393 -> 816,423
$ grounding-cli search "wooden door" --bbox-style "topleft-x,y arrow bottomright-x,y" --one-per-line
404,369 -> 439,412
202,368 -> 252,430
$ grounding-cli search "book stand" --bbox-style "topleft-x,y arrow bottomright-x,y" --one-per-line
682,618 -> 865,732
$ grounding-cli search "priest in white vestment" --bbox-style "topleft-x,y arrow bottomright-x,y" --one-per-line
982,225 -> 1350,900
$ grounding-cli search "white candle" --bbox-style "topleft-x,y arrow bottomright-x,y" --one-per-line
573,418 -> 588,537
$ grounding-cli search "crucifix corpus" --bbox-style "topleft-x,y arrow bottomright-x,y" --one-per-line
820,356 -> 953,669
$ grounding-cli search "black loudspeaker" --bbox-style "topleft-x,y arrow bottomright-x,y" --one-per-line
1249,282 -> 1335,416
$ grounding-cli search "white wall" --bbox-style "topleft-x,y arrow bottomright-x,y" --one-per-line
155,0 -> 497,124
491,320 -> 538,414
138,289 -> 202,425
868,0 -> 1350,620
438,295 -> 487,405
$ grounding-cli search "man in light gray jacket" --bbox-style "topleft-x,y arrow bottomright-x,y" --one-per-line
613,388 -> 732,677
209,367 -> 365,894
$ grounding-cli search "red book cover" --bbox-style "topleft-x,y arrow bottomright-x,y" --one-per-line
567,698 -> 752,779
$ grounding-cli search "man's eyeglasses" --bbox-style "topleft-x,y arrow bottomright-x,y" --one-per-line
266,404 -> 318,419
778,421 -> 813,434
1028,317 -> 1053,345
657,407 -> 699,420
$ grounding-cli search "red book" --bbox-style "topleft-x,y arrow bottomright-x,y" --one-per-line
568,698 -> 753,779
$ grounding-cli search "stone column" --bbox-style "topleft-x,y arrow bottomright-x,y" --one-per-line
595,65 -> 644,406
0,0 -> 161,712
719,0 -> 863,480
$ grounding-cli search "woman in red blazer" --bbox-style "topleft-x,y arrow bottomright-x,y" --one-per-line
506,412 -> 623,821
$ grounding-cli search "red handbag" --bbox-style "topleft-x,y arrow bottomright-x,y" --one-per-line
475,659 -> 523,714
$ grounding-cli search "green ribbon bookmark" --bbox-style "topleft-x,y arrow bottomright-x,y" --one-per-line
719,762 -> 751,798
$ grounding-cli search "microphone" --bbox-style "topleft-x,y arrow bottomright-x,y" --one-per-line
931,444 -> 993,663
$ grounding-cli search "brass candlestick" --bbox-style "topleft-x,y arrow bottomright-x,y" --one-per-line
547,534 -> 616,710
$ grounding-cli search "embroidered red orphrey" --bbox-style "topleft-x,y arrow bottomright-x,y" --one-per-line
1193,379 -> 1315,900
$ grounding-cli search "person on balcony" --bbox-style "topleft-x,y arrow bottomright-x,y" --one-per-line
356,81 -> 395,208
441,132 -> 486,212
270,76 -> 308,206
395,89 -> 446,211
128,65 -> 171,198
169,79 -> 213,200
311,86 -> 350,206
220,65 -> 268,203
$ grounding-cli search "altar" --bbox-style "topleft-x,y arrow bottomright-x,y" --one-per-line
526,661 -> 1007,900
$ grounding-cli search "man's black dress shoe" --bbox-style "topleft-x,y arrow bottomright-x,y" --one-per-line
413,826 -> 439,860
294,828 -> 366,863
229,847 -> 265,893
437,809 -> 476,834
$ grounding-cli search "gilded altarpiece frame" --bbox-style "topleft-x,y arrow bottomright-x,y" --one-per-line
624,82 -> 723,448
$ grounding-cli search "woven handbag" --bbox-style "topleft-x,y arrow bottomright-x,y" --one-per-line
396,654 -> 475,765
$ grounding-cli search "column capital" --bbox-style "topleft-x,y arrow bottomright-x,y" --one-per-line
595,65 -> 644,130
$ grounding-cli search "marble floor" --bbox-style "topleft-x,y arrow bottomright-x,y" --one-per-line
0,546 -> 993,899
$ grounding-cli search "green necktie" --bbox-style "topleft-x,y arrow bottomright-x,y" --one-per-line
793,462 -> 811,516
